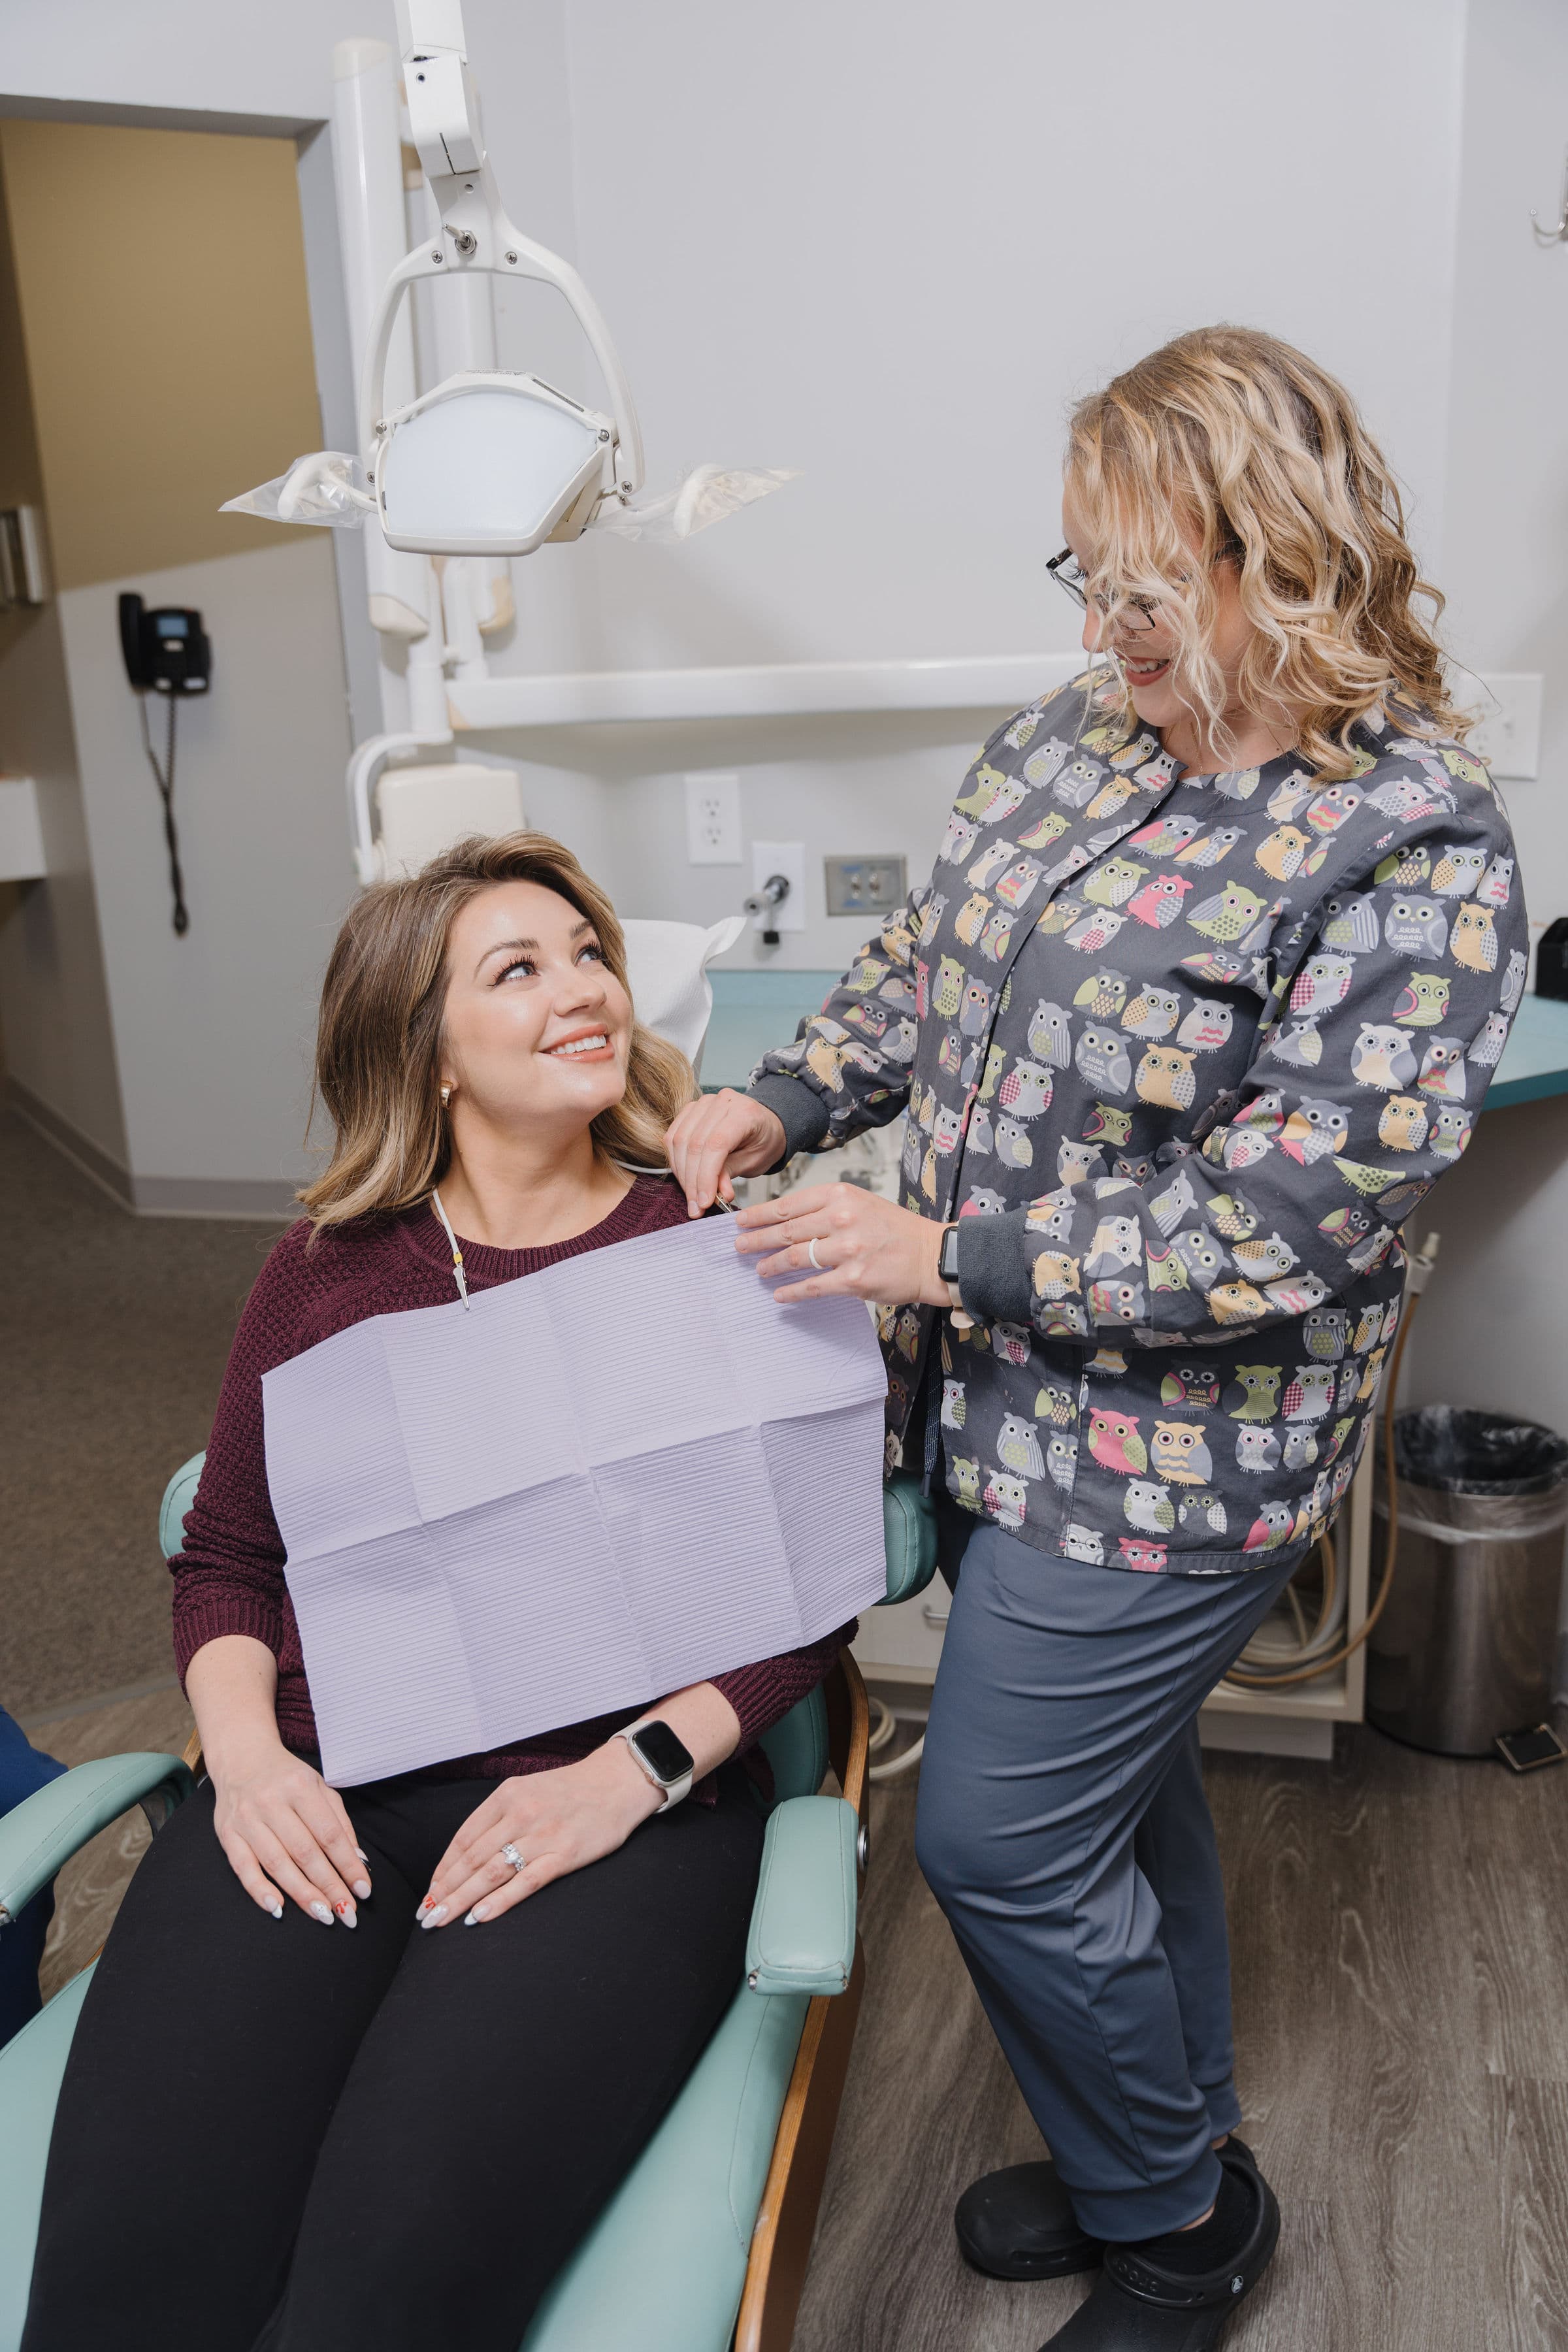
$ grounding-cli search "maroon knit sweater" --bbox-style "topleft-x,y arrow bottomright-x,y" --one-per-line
172,1175 -> 851,1793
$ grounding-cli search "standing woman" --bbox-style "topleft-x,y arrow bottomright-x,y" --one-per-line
668,326 -> 1525,2347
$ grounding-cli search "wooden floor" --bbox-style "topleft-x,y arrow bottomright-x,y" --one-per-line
793,1721 -> 1568,2352
27,1695 -> 1568,2350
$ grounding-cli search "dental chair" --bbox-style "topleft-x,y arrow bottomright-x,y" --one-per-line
0,1459 -> 936,2352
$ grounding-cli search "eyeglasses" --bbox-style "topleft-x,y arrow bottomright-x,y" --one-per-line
1046,547 -> 1156,632
1047,539 -> 1244,634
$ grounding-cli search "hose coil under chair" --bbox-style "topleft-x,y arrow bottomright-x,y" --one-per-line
866,1230 -> 1440,1769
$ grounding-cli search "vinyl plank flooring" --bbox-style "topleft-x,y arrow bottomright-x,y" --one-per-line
796,1724 -> 1567,2352
1463,1748 -> 1568,2083
1490,2073 -> 1568,2352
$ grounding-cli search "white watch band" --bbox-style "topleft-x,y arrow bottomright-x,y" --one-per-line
616,1720 -> 694,1811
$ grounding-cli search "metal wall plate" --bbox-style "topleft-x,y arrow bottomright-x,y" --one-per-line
825,855 -> 907,919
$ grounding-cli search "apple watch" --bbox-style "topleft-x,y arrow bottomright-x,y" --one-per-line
937,1223 -> 973,1328
616,1718 -> 695,1810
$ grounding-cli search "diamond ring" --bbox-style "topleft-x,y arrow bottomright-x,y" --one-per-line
500,1842 -> 525,1874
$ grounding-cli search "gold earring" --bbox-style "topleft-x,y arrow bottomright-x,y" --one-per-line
439,1083 -> 453,1109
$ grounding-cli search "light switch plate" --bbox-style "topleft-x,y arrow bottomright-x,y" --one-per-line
825,854 -> 907,918
1469,675 -> 1543,779
751,840 -> 806,932
685,772 -> 742,864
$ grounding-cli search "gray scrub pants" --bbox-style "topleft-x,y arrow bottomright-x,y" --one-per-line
913,1514 -> 1299,2241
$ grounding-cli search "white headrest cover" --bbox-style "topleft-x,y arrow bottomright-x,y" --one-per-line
619,915 -> 746,1071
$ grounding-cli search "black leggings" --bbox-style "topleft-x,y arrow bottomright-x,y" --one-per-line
23,1768 -> 764,2352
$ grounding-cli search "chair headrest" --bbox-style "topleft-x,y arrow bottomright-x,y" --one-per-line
620,915 -> 745,1071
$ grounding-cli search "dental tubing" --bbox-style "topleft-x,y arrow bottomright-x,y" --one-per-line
1220,1230 -> 1439,1691
864,1233 -> 1441,1770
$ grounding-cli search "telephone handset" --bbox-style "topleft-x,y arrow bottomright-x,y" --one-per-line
118,593 -> 211,936
118,594 -> 210,695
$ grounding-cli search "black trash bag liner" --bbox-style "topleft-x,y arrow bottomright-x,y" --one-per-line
1392,1405 -> 1568,1498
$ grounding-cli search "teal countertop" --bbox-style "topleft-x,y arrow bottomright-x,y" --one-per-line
702,968 -> 1568,1109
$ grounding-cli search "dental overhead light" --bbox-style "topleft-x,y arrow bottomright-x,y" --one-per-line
227,0 -> 790,559
223,0 -> 793,883
359,14 -> 644,557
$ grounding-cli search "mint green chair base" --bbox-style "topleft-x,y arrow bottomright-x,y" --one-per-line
0,1463 -> 937,2352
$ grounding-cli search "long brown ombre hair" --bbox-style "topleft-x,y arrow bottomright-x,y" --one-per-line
1066,325 -> 1465,778
298,832 -> 695,1232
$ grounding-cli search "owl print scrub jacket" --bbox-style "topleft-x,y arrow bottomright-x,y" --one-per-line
748,670 -> 1526,1575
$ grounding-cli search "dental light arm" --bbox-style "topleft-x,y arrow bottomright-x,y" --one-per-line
357,0 -> 644,553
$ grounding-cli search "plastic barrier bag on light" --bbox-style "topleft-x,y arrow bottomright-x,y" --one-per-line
587,464 -> 800,542
221,452 -> 376,527
221,453 -> 796,542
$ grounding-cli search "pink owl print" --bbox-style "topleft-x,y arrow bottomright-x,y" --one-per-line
1117,1537 -> 1168,1571
1128,872 -> 1194,928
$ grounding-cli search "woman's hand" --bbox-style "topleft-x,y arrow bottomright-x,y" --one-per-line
734,1183 -> 948,1308
416,1742 -> 662,1929
208,1731 -> 372,1927
666,1089 -> 787,1215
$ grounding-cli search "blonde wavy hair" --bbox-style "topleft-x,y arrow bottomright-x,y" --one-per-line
1065,324 -> 1465,779
299,831 -> 695,1232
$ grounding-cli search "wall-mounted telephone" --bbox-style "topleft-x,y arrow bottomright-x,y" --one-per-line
118,593 -> 210,696
118,593 -> 211,936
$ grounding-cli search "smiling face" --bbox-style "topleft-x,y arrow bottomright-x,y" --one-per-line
1061,485 -> 1255,749
438,879 -> 633,1141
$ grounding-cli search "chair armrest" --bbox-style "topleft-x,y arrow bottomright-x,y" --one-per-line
0,1753 -> 194,1924
880,1472 -> 938,1606
745,1795 -> 858,1997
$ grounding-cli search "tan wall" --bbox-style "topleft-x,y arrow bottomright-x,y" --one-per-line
0,118 -> 322,590
0,145 -> 46,672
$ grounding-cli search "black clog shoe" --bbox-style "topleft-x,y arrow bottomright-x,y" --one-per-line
955,2136 -> 1263,2285
955,2159 -> 1103,2279
1034,2144 -> 1280,2351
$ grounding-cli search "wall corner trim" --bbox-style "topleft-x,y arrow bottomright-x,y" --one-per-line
7,1077 -> 298,1221
7,1075 -> 134,1209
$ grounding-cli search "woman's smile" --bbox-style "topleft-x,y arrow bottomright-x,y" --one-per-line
544,1026 -> 615,1062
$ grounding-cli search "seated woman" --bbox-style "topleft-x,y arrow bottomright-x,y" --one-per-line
22,833 -> 848,2352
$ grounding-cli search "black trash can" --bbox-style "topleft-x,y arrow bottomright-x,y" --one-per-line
1368,1408 -> 1568,1756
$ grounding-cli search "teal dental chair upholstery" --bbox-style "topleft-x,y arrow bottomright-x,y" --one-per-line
0,1457 -> 936,2352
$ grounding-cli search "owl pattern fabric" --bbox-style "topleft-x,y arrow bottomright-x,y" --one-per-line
748,670 -> 1525,1574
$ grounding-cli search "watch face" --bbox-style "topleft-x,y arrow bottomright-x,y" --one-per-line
632,1720 -> 694,1784
940,1225 -> 960,1279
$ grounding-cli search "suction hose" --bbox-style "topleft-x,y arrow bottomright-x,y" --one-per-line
863,1232 -> 1437,1762
1220,1230 -> 1439,1691
868,1699 -> 925,1781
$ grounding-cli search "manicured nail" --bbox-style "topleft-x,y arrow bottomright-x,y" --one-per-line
416,1894 -> 436,1918
355,1847 -> 369,1861
465,1904 -> 487,1926
419,1904 -> 447,1931
266,1898 -> 284,1919
310,1901 -> 334,1925
333,1901 -> 357,1929
353,1879 -> 372,1900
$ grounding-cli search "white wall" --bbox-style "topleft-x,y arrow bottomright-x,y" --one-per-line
56,541 -> 356,1209
1401,0 -> 1568,1459
467,0 -> 1475,970
8,0 -> 1568,1233
0,601 -> 128,1167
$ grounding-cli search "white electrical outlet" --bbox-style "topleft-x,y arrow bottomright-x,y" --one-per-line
751,840 -> 806,933
685,771 -> 742,864
1469,674 -> 1543,780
